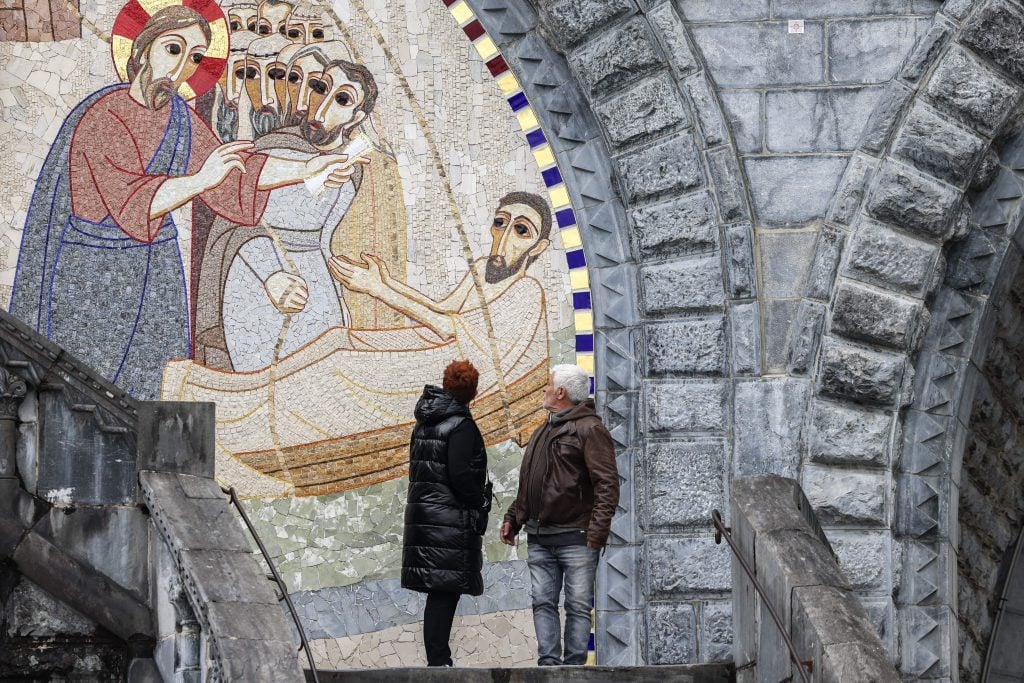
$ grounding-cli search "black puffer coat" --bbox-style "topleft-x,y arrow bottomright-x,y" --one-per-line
401,385 -> 487,595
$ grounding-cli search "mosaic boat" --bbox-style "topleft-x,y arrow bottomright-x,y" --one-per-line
162,277 -> 550,497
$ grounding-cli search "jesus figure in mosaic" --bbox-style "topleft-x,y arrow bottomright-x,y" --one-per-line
8,0 -> 357,399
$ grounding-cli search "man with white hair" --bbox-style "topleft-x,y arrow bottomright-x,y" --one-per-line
500,364 -> 619,666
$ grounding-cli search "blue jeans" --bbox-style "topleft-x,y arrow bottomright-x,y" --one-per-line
527,543 -> 600,666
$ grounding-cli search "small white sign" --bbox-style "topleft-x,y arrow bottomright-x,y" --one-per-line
788,19 -> 804,34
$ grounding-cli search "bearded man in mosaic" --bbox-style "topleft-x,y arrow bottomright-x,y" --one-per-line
166,191 -> 555,496
9,0 -> 358,399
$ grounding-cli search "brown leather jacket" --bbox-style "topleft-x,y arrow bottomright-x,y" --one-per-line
504,400 -> 619,547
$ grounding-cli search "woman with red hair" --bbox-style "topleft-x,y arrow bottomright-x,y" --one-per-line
401,360 -> 489,666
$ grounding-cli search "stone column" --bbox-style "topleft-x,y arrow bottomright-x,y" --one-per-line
0,367 -> 26,479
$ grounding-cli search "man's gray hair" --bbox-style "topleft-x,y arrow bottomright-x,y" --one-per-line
551,364 -> 590,404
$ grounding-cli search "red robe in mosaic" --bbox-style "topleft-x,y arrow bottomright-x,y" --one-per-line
11,85 -> 270,398
69,88 -> 269,241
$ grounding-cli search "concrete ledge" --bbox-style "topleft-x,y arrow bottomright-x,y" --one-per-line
731,475 -> 898,682
308,664 -> 734,682
140,471 -> 303,682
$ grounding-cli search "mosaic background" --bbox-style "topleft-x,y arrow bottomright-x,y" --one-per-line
0,0 -> 594,667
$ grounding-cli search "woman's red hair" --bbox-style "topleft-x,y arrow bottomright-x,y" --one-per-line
443,360 -> 479,405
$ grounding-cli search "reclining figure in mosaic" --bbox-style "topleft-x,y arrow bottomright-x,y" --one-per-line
162,192 -> 553,497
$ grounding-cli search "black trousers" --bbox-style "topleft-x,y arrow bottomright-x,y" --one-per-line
423,590 -> 461,666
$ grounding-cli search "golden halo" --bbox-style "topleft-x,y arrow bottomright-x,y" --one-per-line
110,0 -> 229,100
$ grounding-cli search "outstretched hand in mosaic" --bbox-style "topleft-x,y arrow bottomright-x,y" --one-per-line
164,191 -> 554,497
7,0 -> 575,504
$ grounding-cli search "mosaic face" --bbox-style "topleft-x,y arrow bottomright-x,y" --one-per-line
242,37 -> 290,134
146,25 -> 209,85
304,64 -> 366,149
486,202 -> 546,284
225,49 -> 248,98
285,50 -> 322,117
285,17 -> 324,43
227,4 -> 257,31
256,0 -> 292,36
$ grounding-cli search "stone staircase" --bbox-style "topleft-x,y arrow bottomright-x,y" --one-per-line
307,664 -> 734,682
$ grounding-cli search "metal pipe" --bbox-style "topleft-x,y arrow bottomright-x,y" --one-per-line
981,522 -> 1024,682
712,509 -> 812,683
224,486 -> 319,683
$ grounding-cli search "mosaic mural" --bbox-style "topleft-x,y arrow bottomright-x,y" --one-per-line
0,0 -> 593,667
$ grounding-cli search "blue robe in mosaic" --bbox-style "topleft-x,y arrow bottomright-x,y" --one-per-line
10,85 -> 191,399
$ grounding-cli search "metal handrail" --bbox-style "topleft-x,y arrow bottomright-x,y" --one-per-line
982,520 -> 1024,682
711,509 -> 812,683
224,486 -> 320,683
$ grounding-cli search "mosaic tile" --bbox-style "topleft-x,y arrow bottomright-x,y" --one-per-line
0,0 -> 597,667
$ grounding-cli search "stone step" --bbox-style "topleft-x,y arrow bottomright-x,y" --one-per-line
307,664 -> 734,682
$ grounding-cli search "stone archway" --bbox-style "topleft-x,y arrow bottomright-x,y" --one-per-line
468,0 -> 756,666
469,0 -> 1024,676
782,0 -> 1024,678
898,120 -> 1024,680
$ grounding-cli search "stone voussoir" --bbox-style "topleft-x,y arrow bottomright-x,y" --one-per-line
593,72 -> 690,149
845,217 -> 941,296
723,223 -> 756,299
828,153 -> 877,226
646,535 -> 731,598
569,15 -> 663,98
684,72 -> 729,148
787,300 -> 827,376
647,441 -> 726,530
730,301 -> 760,375
924,45 -> 1022,137
640,256 -> 725,315
645,317 -> 726,377
960,0 -> 1024,85
802,465 -> 887,527
898,19 -> 953,84
830,280 -> 924,351
808,398 -> 893,467
864,159 -> 961,241
629,190 -> 718,260
817,337 -> 907,406
805,225 -> 845,301
647,1 -> 700,79
858,80 -> 913,155
647,603 -> 698,665
617,133 -> 704,203
891,101 -> 987,188
706,146 -> 749,223
645,379 -> 727,434
537,0 -> 635,49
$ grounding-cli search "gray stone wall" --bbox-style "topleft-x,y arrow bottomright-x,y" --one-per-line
0,310 -> 305,681
730,475 -> 899,683
480,0 -> 1024,678
685,0 -> 940,371
474,0 -> 770,664
957,272 -> 1024,679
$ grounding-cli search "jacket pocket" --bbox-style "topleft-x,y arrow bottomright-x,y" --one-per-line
553,435 -> 583,458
